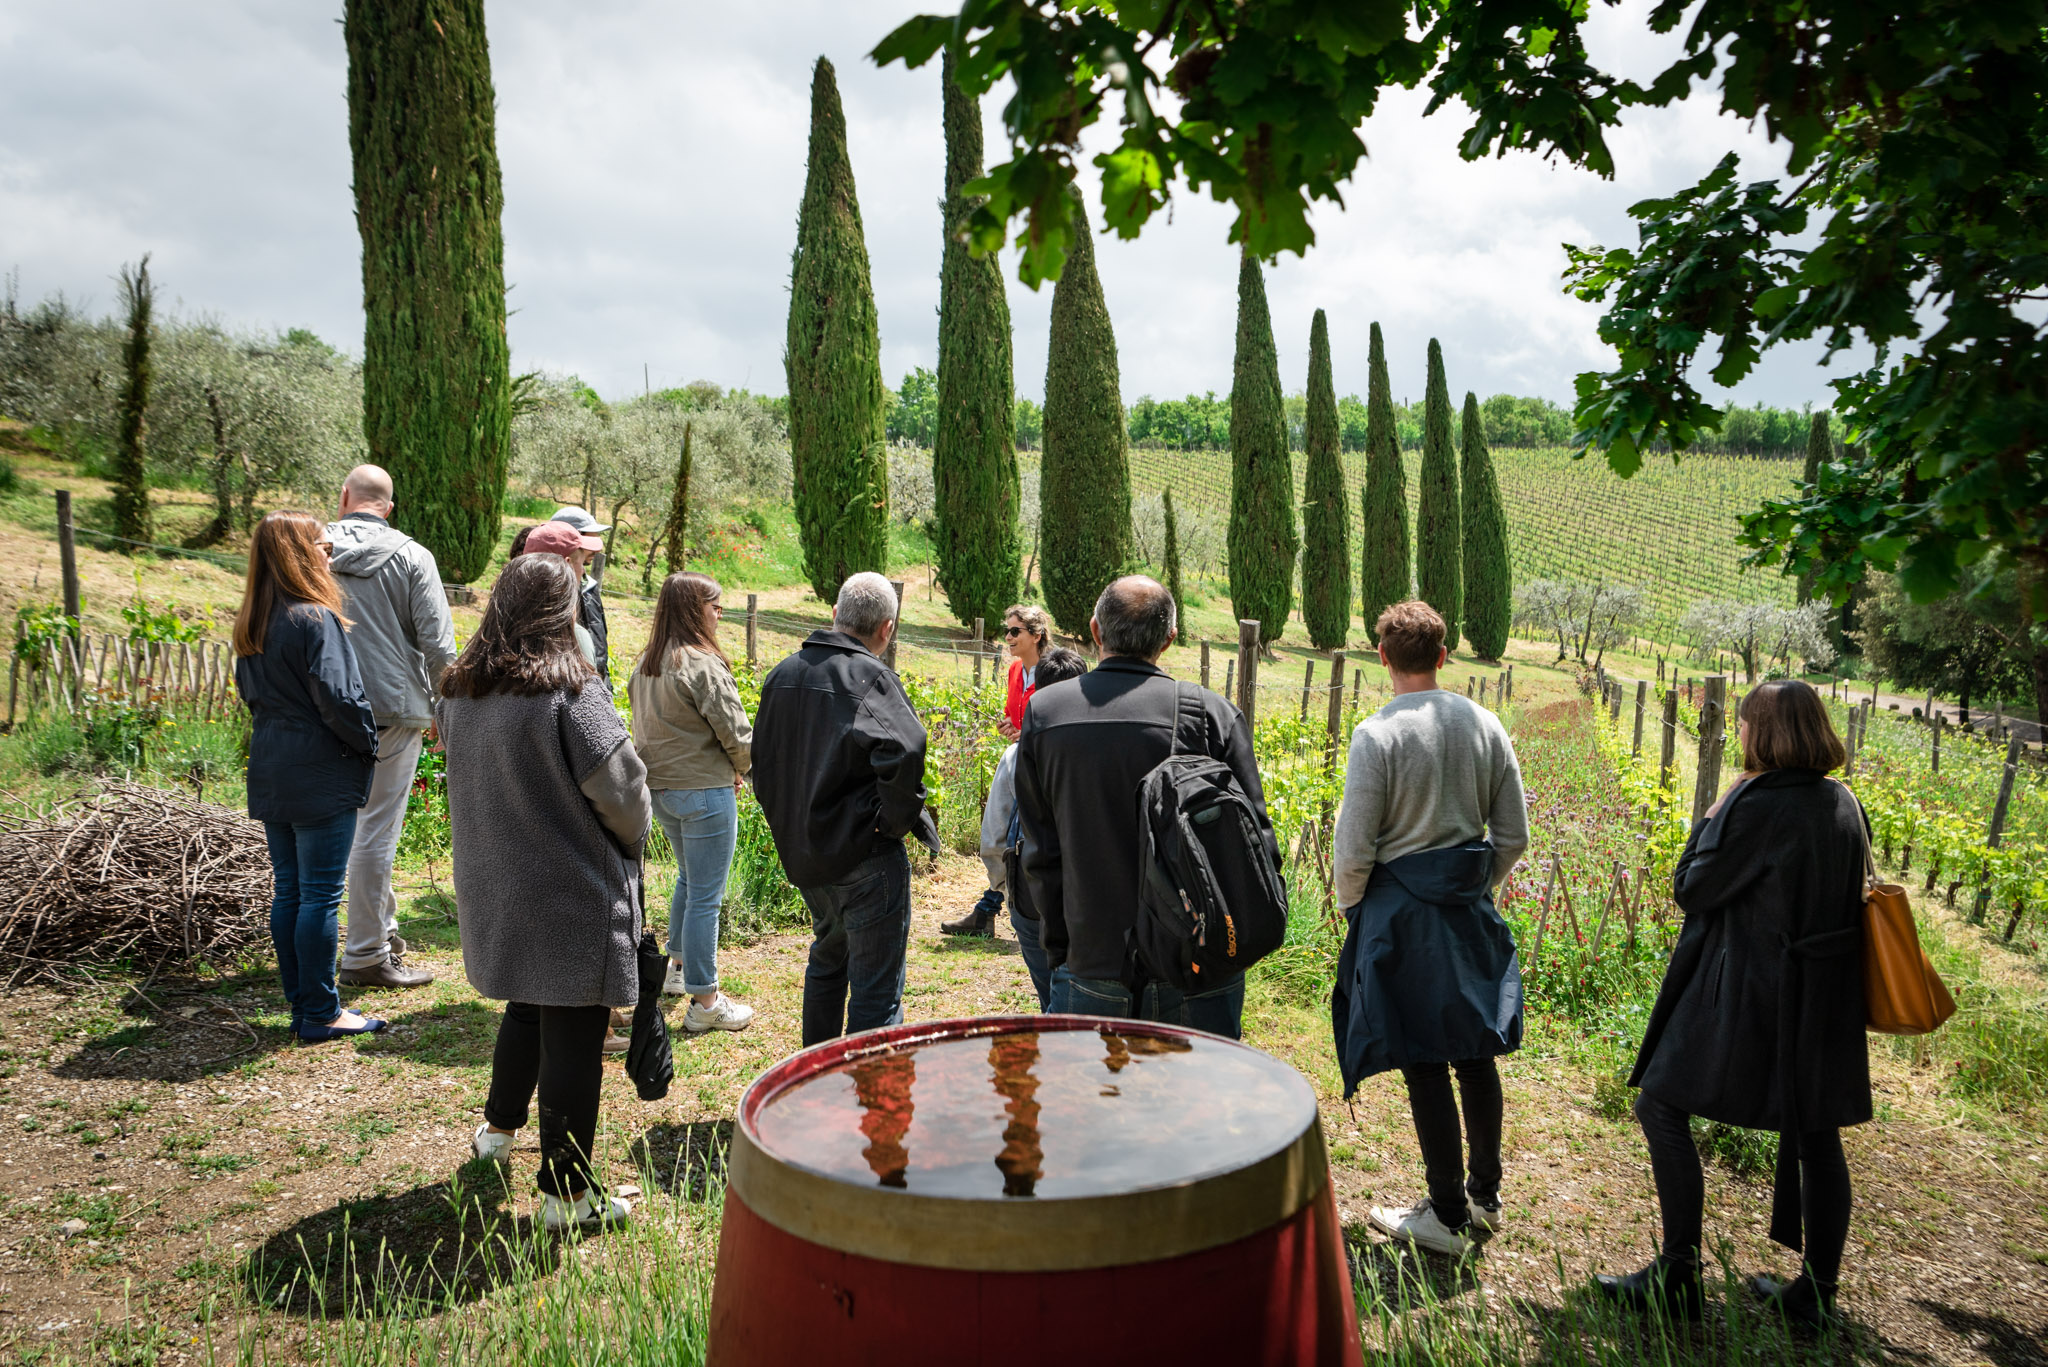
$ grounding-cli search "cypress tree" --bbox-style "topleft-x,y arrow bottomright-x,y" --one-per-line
1162,485 -> 1185,641
1300,308 -> 1349,649
111,255 -> 154,545
1416,338 -> 1461,646
345,0 -> 511,584
1797,410 -> 1830,605
785,57 -> 890,603
933,51 -> 1020,629
1040,188 -> 1132,635
1358,321 -> 1410,640
1227,248 -> 1297,645
1459,391 -> 1511,661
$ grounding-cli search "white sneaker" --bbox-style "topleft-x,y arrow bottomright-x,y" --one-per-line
471,1123 -> 512,1165
540,1188 -> 632,1230
662,962 -> 689,996
1369,1201 -> 1475,1257
684,993 -> 755,1034
1469,1195 -> 1503,1232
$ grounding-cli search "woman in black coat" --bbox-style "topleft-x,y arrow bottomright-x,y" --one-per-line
1597,680 -> 1868,1328
233,511 -> 383,1043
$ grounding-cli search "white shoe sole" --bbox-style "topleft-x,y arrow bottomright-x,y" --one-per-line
471,1125 -> 512,1165
1469,1199 -> 1502,1233
1368,1205 -> 1474,1257
684,1014 -> 753,1035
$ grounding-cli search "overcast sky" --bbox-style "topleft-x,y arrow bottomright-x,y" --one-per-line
0,1 -> 1864,410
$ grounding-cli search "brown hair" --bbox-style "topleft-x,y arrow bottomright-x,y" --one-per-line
440,554 -> 595,698
640,571 -> 728,677
1004,603 -> 1050,647
1739,679 -> 1847,773
232,511 -> 350,656
1374,600 -> 1447,675
508,525 -> 533,559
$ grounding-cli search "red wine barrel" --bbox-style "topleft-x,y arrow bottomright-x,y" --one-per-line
708,1015 -> 1361,1366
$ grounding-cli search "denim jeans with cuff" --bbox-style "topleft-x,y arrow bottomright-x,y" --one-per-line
798,843 -> 912,1047
651,785 -> 738,997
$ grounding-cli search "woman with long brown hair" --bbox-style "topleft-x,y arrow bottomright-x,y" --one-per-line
232,511 -> 383,1043
628,571 -> 755,1033
441,554 -> 649,1229
1597,680 -> 1868,1328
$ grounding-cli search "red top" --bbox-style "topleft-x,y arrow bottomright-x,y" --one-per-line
1005,657 -> 1035,731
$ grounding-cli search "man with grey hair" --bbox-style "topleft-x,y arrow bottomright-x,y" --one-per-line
753,571 -> 940,1045
1014,575 -> 1277,1037
326,463 -> 457,989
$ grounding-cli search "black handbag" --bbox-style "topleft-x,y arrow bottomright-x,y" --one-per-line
626,926 -> 674,1102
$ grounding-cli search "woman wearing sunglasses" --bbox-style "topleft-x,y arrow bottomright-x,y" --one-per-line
998,604 -> 1050,742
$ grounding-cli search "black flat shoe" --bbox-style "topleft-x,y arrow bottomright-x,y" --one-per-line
1749,1274 -> 1838,1332
1594,1257 -> 1704,1320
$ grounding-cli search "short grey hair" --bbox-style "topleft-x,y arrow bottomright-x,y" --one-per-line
1093,575 -> 1176,659
834,571 -> 899,640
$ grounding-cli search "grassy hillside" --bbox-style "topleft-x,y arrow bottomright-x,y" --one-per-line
1118,444 -> 1798,637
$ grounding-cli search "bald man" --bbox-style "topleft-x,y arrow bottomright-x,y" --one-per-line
326,465 -> 457,989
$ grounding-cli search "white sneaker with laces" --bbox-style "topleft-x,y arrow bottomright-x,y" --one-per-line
471,1123 -> 512,1164
540,1188 -> 632,1230
1369,1201 -> 1475,1257
662,962 -> 689,996
684,993 -> 755,1034
1468,1195 -> 1503,1232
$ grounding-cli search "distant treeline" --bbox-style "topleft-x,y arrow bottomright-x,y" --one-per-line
878,367 -> 1824,457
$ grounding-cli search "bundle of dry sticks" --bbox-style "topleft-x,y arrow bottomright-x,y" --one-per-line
0,783 -> 272,983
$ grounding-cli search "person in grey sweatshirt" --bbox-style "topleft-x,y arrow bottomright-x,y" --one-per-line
325,465 -> 458,989
1331,599 -> 1528,1260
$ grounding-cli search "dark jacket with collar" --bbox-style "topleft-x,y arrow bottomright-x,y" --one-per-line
234,598 -> 379,825
1013,656 -> 1276,983
751,629 -> 939,888
1331,841 -> 1523,1097
579,577 -> 610,682
1630,768 -> 1870,1135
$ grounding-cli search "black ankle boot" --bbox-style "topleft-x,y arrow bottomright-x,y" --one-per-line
941,889 -> 1001,937
1594,1256 -> 1705,1320
1749,1273 -> 1837,1331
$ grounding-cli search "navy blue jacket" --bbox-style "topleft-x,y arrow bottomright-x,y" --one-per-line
234,599 -> 379,825
1331,841 -> 1523,1096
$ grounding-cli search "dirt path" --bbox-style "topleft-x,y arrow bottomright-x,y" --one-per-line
1,849 -> 2044,1364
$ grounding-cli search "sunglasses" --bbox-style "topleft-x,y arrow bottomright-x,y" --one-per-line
1004,626 -> 1026,638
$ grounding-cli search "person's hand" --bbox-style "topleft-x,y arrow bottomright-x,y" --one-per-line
998,718 -> 1019,743
733,774 -> 745,793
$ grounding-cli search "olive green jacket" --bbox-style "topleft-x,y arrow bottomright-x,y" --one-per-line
628,645 -> 754,791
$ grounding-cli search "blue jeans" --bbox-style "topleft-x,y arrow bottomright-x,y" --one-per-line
798,844 -> 911,1047
1048,965 -> 1246,1039
651,786 -> 738,996
1011,908 -> 1052,1011
264,810 -> 357,1035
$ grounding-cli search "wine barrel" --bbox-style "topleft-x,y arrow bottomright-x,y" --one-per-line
708,1015 -> 1361,1366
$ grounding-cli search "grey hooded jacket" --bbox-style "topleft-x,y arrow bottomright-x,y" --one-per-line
324,513 -> 458,728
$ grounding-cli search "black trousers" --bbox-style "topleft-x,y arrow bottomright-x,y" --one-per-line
484,1001 -> 610,1198
1400,1057 -> 1504,1230
1635,1090 -> 1851,1288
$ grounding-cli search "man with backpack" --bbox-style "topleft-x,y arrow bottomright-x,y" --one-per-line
1014,576 -> 1279,1038
1331,600 -> 1529,1258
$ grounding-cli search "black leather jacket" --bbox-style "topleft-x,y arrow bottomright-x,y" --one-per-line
751,630 -> 939,887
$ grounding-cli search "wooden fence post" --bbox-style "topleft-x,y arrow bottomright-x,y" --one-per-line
1223,658 -> 1234,705
1299,658 -> 1316,723
1971,736 -> 2023,925
1505,664 -> 1514,702
1325,653 -> 1347,766
1632,680 -> 1647,758
55,490 -> 80,624
1691,676 -> 1727,830
1235,620 -> 1260,725
1200,640 -> 1212,690
884,581 -> 904,671
1931,711 -> 1942,775
747,595 -> 760,668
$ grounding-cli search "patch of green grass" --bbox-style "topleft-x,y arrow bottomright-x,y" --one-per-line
188,1153 -> 257,1177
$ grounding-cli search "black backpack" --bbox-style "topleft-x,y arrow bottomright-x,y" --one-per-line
1128,683 -> 1289,994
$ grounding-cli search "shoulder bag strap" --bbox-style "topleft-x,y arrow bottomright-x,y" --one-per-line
1169,680 -> 1205,758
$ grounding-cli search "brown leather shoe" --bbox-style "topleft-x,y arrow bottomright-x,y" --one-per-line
338,957 -> 435,989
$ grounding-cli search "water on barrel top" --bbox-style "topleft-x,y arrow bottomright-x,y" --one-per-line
751,1027 -> 1313,1199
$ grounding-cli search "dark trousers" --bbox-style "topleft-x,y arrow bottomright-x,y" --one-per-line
263,810 -> 357,1035
1401,1057 -> 1504,1230
485,1001 -> 610,1198
1048,965 -> 1246,1039
799,844 -> 912,1048
1635,1091 -> 1851,1287
1011,906 -> 1052,1011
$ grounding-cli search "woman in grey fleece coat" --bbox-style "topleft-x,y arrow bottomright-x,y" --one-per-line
436,554 -> 651,1230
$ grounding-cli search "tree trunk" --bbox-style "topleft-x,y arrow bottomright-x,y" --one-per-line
187,387 -> 234,548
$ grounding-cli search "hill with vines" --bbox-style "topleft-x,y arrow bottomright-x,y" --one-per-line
1108,444 -> 1798,637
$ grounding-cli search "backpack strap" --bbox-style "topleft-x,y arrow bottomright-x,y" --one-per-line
1169,680 -> 1206,758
